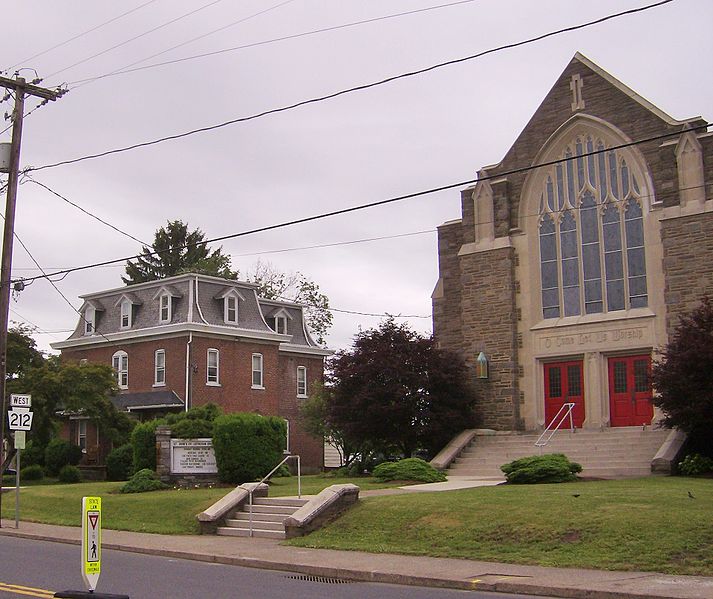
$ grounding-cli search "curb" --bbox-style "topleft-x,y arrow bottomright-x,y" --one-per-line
0,527 -> 700,599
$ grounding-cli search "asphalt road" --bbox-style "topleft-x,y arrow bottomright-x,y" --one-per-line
0,536 -> 551,599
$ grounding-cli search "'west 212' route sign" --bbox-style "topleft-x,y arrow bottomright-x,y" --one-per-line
82,496 -> 102,592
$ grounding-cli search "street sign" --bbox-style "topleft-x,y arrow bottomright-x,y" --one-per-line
9,394 -> 31,407
7,408 -> 33,431
13,431 -> 25,450
82,496 -> 102,592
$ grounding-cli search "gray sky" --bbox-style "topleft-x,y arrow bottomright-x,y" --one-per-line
2,0 -> 711,354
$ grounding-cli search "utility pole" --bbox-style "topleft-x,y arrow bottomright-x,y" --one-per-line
0,75 -> 62,527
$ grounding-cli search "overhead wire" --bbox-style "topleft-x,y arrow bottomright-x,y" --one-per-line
5,0 -> 161,72
28,0 -> 675,174
68,0 -> 480,88
13,123 -> 709,288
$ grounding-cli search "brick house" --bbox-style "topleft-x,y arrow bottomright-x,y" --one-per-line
51,273 -> 330,472
433,53 -> 713,433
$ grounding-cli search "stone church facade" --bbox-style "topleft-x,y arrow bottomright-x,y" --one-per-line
433,53 -> 713,432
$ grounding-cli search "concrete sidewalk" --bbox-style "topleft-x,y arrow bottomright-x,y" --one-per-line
1,517 -> 711,599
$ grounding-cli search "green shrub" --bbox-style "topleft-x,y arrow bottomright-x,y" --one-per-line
58,464 -> 82,484
106,444 -> 134,481
171,418 -> 214,439
131,420 -> 161,472
501,453 -> 582,484
212,413 -> 286,484
20,464 -> 44,480
120,468 -> 169,494
372,458 -> 447,483
22,440 -> 45,467
678,453 -> 713,476
44,438 -> 83,476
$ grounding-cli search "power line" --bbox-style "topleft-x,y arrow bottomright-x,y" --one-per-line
14,123 -> 708,287
45,0 -> 227,80
29,0 -> 674,174
26,176 -> 149,245
70,0 -> 300,90
5,0 -> 161,72
68,0 -> 480,87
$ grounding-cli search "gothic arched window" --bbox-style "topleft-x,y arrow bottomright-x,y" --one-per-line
538,136 -> 648,319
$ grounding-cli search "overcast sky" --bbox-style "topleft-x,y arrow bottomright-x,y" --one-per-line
1,0 -> 711,354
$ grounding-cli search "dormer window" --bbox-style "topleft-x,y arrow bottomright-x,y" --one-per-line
275,315 -> 287,334
225,295 -> 238,324
84,306 -> 95,335
120,300 -> 132,328
159,294 -> 171,323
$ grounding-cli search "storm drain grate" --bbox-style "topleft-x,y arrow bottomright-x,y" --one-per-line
286,574 -> 355,585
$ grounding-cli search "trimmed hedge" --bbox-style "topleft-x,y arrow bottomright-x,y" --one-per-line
373,458 -> 447,483
120,469 -> 169,494
501,453 -> 582,484
44,438 -> 83,476
58,464 -> 82,484
20,464 -> 44,480
679,453 -> 713,476
131,420 -> 160,472
212,413 -> 286,484
106,443 -> 134,481
171,418 -> 214,439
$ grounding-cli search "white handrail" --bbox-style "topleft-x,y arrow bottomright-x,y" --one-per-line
248,454 -> 301,537
535,402 -> 576,448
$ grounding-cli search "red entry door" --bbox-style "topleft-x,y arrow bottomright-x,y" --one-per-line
544,361 -> 585,428
608,355 -> 654,427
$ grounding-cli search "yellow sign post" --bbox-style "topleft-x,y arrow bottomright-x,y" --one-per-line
82,496 -> 101,592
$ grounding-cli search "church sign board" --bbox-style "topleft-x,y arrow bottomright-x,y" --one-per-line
170,438 -> 218,475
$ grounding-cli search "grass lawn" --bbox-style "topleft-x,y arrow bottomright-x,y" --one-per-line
0,474 -> 402,535
287,476 -> 713,576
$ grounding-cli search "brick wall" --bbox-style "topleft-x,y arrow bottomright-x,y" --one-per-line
661,211 -> 713,334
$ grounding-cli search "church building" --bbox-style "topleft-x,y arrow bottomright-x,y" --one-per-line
433,53 -> 712,433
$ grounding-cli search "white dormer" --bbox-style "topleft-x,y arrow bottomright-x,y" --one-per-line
266,307 -> 292,335
214,287 -> 246,325
151,285 -> 183,324
79,300 -> 104,336
114,293 -> 142,329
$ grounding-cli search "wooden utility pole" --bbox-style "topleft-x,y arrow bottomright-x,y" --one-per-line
0,75 -> 62,527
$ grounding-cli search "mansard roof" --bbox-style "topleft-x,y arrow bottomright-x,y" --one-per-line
51,272 -> 328,354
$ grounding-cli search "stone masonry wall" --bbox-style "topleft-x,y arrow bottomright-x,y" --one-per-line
432,221 -> 464,354
661,211 -> 713,335
459,246 -> 521,430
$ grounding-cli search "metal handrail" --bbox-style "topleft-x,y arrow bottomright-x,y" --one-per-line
248,454 -> 301,537
535,402 -> 576,448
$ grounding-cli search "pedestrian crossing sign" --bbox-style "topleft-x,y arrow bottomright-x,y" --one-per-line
82,496 -> 102,591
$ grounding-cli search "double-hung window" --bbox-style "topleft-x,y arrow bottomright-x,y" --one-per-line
297,366 -> 307,397
252,353 -> 263,388
275,315 -> 287,334
112,351 -> 128,389
84,306 -> 95,335
159,294 -> 171,323
120,300 -> 132,328
225,295 -> 238,324
77,419 -> 87,451
207,349 -> 220,385
154,349 -> 166,386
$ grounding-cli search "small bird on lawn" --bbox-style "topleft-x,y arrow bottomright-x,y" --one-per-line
688,491 -> 696,499
572,493 -> 580,498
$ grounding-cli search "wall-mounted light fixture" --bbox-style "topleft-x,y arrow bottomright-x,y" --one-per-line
476,351 -> 489,379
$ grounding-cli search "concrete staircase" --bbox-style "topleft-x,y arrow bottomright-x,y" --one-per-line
216,496 -> 309,539
447,427 -> 671,479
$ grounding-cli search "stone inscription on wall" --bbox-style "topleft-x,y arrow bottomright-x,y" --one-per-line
170,438 -> 218,474
537,325 -> 648,354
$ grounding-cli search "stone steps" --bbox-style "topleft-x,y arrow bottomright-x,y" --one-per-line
446,428 -> 670,479
217,496 -> 309,539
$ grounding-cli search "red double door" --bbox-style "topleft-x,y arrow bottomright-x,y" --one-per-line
544,361 -> 585,428
607,354 -> 653,427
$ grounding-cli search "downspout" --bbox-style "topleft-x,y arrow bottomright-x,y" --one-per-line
185,331 -> 192,413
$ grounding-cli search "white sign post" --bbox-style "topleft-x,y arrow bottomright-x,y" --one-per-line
6,395 -> 31,530
82,496 -> 102,592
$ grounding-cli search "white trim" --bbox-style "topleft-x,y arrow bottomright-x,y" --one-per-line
84,305 -> 95,335
120,299 -> 132,329
251,353 -> 263,388
51,321 -> 290,350
112,350 -> 129,389
207,348 -> 219,385
154,349 -> 166,386
297,365 -> 307,398
279,343 -> 333,357
224,293 -> 239,324
159,293 -> 172,324
126,403 -> 184,411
